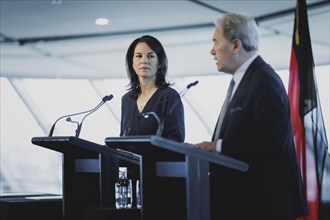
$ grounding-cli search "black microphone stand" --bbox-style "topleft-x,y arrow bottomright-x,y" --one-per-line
48,94 -> 113,137
75,94 -> 114,138
141,111 -> 164,136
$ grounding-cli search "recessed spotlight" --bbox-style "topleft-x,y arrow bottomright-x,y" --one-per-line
95,18 -> 109,26
51,0 -> 62,5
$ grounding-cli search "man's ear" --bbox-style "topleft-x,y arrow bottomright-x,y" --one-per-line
232,39 -> 242,53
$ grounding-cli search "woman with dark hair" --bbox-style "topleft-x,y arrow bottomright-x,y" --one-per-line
119,35 -> 187,219
120,35 -> 185,142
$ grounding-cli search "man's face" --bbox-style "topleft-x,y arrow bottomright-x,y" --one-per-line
210,27 -> 235,74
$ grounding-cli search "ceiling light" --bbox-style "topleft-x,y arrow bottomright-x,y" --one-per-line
95,18 -> 109,26
51,0 -> 62,5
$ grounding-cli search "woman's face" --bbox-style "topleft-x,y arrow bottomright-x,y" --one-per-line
133,42 -> 159,81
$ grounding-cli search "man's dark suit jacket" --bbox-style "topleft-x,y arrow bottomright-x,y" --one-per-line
211,56 -> 308,219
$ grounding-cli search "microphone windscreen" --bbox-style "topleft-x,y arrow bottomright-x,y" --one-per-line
103,94 -> 114,102
192,80 -> 199,86
187,80 -> 199,89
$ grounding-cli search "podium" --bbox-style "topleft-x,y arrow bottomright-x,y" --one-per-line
105,135 -> 249,220
31,136 -> 142,220
32,136 -> 248,220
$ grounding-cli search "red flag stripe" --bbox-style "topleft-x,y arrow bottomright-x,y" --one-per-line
289,48 -> 303,165
289,43 -> 320,220
288,1 -> 326,219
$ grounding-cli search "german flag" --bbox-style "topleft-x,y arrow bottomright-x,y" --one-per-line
288,0 -> 330,219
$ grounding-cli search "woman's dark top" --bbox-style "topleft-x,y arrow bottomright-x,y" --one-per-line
120,87 -> 185,142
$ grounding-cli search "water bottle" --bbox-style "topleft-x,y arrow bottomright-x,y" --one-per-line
115,167 -> 133,209
136,180 -> 141,209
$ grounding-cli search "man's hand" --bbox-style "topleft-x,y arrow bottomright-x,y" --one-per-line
185,141 -> 216,151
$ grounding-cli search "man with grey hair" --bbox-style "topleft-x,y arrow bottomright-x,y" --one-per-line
189,13 -> 308,219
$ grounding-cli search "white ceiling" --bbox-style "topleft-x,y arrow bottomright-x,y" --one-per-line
1,0 -> 329,79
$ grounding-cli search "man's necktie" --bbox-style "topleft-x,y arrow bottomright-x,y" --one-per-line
213,79 -> 235,141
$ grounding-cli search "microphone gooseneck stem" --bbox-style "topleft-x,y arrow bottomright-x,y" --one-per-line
75,123 -> 82,138
48,94 -> 113,137
75,94 -> 113,138
156,119 -> 164,136
142,111 -> 163,136
75,101 -> 105,138
48,101 -> 103,137
48,124 -> 56,137
66,117 -> 80,136
169,80 -> 199,115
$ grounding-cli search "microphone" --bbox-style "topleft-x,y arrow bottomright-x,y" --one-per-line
187,80 -> 199,89
66,117 -> 79,135
74,94 -> 114,138
48,94 -> 114,137
152,80 -> 198,135
168,80 -> 199,114
141,111 -> 163,136
66,117 -> 79,126
123,80 -> 199,137
179,80 -> 199,96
